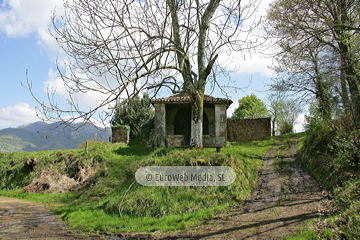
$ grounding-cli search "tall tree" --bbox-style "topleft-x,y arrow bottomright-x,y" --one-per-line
267,90 -> 283,136
265,0 -> 360,126
28,0 -> 260,147
232,94 -> 269,119
268,40 -> 335,120
276,99 -> 302,134
267,91 -> 302,135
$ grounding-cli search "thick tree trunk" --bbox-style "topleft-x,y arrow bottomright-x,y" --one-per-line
336,1 -> 360,127
339,42 -> 360,127
315,78 -> 332,120
190,117 -> 203,148
346,73 -> 360,127
272,119 -> 276,136
190,92 -> 204,148
340,68 -> 352,116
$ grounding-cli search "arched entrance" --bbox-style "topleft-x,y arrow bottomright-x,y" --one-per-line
174,108 -> 209,145
203,111 -> 209,135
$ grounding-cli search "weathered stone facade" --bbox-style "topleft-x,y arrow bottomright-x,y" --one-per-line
151,94 -> 232,148
227,118 -> 271,142
111,125 -> 130,144
166,135 -> 184,147
153,103 -> 167,147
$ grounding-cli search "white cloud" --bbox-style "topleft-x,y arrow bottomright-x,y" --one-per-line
0,0 -> 275,73
44,68 -> 68,98
219,51 -> 274,77
0,103 -> 40,128
0,0 -> 275,123
227,99 -> 239,118
0,0 -> 62,36
0,0 -> 275,74
0,0 -> 65,59
218,0 -> 275,77
294,113 -> 306,133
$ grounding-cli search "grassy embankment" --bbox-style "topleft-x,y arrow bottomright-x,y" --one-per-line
0,138 -> 275,235
279,124 -> 359,239
298,122 -> 359,239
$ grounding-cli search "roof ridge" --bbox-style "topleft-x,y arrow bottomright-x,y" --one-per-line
151,94 -> 233,105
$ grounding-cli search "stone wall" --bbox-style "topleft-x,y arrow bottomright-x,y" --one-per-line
167,135 -> 184,147
203,135 -> 226,147
227,118 -> 271,142
112,125 -> 130,144
154,103 -> 167,147
214,104 -> 228,146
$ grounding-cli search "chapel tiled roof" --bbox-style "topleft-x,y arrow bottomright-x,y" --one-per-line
151,94 -> 233,105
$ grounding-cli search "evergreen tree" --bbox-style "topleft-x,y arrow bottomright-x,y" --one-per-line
111,94 -> 154,140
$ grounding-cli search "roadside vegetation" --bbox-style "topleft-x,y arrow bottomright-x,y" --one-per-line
0,138 -> 275,235
275,120 -> 359,239
270,126 -> 359,240
298,118 -> 360,239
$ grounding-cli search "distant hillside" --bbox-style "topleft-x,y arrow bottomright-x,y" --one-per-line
0,121 -> 111,152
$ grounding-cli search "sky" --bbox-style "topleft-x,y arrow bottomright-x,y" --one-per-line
0,0 -> 305,132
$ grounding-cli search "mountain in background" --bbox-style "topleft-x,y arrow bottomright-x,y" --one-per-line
0,121 -> 111,152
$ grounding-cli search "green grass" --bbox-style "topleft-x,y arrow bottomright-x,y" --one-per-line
0,138 -> 276,235
296,122 -> 360,239
284,230 -> 319,240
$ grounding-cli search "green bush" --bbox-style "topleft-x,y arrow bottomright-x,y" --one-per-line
299,118 -> 360,239
299,119 -> 359,188
111,94 -> 154,141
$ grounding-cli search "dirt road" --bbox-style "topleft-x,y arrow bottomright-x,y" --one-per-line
0,196 -> 96,240
151,138 -> 324,239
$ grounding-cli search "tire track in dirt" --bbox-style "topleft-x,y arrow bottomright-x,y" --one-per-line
152,137 -> 323,239
0,196 -> 96,240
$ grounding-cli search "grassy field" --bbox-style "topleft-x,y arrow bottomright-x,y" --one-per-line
0,138 -> 275,235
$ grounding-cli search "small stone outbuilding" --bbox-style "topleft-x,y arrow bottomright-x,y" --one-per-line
151,94 -> 232,148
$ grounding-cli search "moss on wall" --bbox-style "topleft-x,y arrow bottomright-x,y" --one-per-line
111,125 -> 130,143
227,118 -> 271,142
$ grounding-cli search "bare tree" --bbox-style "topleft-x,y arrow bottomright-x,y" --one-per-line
266,90 -> 283,136
268,40 -> 336,120
267,91 -> 302,135
27,0 -> 261,147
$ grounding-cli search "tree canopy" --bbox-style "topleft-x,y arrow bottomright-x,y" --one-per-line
265,0 -> 360,126
232,94 -> 269,119
28,0 -> 261,147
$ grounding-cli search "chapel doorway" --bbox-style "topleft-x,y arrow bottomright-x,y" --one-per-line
174,108 -> 209,145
